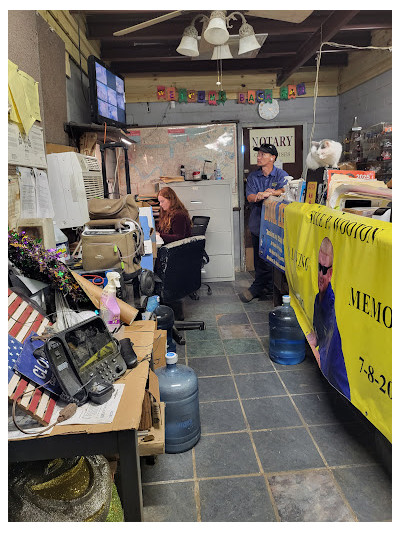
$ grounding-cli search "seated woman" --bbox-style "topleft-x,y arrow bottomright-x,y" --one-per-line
157,187 -> 192,244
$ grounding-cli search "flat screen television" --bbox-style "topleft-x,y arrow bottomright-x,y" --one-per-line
88,55 -> 126,128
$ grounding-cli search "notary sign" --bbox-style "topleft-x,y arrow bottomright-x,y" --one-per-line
250,128 -> 295,165
284,203 -> 392,442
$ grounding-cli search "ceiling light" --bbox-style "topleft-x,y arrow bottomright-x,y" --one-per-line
204,11 -> 229,45
176,11 -> 263,59
211,44 -> 233,60
227,12 -> 262,55
176,14 -> 207,57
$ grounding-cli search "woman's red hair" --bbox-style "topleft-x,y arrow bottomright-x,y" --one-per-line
158,187 -> 191,233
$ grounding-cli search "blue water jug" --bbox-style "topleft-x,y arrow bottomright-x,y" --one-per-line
155,352 -> 201,453
269,295 -> 305,365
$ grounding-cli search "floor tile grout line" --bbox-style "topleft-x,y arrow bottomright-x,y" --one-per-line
221,329 -> 282,522
191,447 -> 202,522
142,461 -> 383,487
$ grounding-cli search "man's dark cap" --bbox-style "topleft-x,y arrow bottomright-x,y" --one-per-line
253,144 -> 278,157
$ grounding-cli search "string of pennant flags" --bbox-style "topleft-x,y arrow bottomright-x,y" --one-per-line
156,83 -> 306,105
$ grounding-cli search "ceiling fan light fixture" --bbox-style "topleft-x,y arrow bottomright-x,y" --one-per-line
238,24 -> 262,55
204,11 -> 229,45
211,44 -> 233,60
176,24 -> 200,57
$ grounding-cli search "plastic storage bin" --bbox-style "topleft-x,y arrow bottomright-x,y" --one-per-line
269,295 -> 305,365
155,352 -> 201,453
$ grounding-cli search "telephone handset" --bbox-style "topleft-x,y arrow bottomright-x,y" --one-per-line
44,316 -> 127,405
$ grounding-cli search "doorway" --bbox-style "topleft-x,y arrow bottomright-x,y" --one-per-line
242,125 -> 303,270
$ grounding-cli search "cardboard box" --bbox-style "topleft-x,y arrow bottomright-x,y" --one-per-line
153,329 -> 167,369
245,247 -> 254,271
138,402 -> 165,456
138,369 -> 160,430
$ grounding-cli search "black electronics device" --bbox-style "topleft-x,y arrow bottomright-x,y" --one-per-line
88,55 -> 126,128
44,316 -> 127,405
118,338 -> 138,369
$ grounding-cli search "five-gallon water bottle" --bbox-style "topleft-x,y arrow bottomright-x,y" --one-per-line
155,352 -> 201,453
269,295 -> 305,365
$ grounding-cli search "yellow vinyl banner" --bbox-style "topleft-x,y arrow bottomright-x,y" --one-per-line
284,203 -> 392,442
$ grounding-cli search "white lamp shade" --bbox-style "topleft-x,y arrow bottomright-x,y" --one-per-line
176,35 -> 199,57
238,34 -> 261,55
204,15 -> 229,45
211,44 -> 233,60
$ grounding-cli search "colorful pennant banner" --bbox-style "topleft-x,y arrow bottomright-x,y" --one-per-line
156,83 -> 306,105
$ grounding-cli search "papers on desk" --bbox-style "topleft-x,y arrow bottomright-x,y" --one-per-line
49,384 -> 125,427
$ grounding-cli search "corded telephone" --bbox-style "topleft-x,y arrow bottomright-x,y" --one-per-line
43,316 -> 127,405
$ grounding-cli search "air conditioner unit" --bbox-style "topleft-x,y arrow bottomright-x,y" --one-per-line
47,152 -> 104,229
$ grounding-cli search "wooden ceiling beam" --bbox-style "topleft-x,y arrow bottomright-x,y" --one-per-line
84,11 -> 390,41
276,10 -> 359,86
110,52 -> 347,75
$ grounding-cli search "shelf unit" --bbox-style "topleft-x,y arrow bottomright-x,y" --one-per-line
343,122 -> 392,184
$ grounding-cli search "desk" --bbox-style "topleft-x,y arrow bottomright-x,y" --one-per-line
8,328 -> 154,522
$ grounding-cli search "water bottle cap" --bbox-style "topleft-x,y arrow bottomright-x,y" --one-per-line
166,352 -> 178,364
282,295 -> 291,304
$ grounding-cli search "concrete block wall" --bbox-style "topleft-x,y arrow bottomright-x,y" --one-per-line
65,71 -> 391,271
338,70 -> 392,139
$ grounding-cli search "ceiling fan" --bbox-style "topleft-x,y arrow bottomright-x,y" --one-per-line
113,10 -> 313,37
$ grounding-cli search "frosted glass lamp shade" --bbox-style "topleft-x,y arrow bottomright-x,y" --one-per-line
176,35 -> 199,57
204,11 -> 229,45
238,33 -> 261,55
211,44 -> 233,60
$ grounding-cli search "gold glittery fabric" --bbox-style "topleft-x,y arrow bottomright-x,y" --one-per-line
106,484 -> 124,522
31,457 -> 90,500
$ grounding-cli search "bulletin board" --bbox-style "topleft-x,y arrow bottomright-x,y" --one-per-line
118,123 -> 239,207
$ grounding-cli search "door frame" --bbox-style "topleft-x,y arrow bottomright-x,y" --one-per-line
237,122 -> 308,271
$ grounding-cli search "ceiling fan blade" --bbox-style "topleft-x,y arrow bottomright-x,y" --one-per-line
244,10 -> 313,24
113,10 -> 184,36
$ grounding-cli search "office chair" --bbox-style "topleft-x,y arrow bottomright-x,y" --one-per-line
191,216 -> 210,236
154,235 -> 207,345
190,216 -> 212,297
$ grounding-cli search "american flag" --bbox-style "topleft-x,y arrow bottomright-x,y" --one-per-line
8,334 -> 23,381
8,288 -> 50,342
8,289 -> 57,427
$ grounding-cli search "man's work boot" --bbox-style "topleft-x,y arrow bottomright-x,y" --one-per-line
239,289 -> 255,303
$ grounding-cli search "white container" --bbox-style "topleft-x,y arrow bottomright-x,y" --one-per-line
53,221 -> 70,263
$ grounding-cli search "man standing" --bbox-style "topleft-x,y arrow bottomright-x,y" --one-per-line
239,144 -> 288,303
307,237 -> 350,400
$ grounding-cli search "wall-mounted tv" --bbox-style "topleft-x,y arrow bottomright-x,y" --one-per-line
88,55 -> 126,128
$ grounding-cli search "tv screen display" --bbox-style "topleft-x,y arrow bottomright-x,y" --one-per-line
88,55 -> 126,127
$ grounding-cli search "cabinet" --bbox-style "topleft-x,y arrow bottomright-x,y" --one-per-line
160,181 -> 235,281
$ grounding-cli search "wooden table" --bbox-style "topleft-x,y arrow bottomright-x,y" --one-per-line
8,328 -> 156,522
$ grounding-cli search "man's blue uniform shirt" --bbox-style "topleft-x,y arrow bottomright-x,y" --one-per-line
246,166 -> 288,235
313,282 -> 351,400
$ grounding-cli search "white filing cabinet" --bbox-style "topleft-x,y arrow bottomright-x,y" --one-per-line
160,181 -> 234,281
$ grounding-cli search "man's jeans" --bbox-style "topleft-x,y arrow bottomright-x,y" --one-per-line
249,232 -> 273,297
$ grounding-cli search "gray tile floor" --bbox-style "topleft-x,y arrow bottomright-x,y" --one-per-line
140,272 -> 392,522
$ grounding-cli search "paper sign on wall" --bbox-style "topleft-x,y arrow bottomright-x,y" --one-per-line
250,128 -> 295,164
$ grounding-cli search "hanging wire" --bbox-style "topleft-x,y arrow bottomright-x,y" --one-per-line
302,39 -> 392,180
